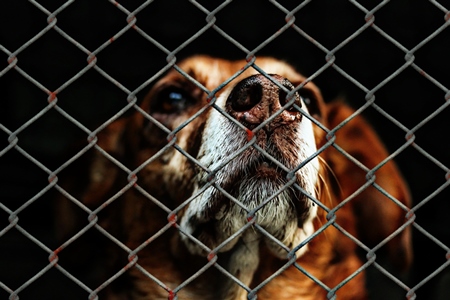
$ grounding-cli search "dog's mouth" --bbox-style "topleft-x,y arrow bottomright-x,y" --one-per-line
240,155 -> 313,224
255,160 -> 280,175
180,145 -> 317,258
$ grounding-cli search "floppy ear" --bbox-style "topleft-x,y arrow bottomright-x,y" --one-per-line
55,118 -> 131,240
322,101 -> 412,271
81,118 -> 130,206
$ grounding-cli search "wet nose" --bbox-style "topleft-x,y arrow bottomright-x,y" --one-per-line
226,74 -> 302,126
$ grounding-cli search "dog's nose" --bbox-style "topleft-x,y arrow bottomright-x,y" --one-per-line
226,74 -> 302,127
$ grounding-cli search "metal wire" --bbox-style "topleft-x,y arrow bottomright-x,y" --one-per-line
1,0 -> 449,299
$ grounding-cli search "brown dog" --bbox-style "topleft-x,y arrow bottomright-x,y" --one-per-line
58,56 -> 412,299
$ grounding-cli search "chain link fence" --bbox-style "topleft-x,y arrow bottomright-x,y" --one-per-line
1,0 -> 450,299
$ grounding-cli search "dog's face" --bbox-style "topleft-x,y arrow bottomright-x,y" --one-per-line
63,55 -> 412,299
135,56 -> 327,259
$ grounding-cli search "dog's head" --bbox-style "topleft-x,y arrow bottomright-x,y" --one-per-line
129,56 -> 329,259
72,56 -> 412,296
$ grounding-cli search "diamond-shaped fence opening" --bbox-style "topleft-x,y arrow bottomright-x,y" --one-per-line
1,0 -> 450,299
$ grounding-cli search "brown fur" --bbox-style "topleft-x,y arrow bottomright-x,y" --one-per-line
57,56 -> 412,299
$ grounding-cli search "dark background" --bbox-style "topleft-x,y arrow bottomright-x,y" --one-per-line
1,0 -> 449,299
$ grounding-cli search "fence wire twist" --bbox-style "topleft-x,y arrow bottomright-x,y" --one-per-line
1,0 -> 450,299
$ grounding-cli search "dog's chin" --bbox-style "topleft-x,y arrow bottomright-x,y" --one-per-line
179,161 -> 317,260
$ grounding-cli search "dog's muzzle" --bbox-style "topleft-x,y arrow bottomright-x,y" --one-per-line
179,73 -> 319,259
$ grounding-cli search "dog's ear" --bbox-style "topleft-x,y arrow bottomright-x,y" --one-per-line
81,118 -> 130,206
322,101 -> 412,271
55,118 -> 131,241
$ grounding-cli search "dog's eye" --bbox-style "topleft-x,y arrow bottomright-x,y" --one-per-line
300,90 -> 321,119
155,87 -> 193,113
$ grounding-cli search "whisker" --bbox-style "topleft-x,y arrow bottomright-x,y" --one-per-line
317,155 -> 340,208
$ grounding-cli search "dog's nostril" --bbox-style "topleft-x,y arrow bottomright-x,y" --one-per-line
228,77 -> 263,112
279,89 -> 289,107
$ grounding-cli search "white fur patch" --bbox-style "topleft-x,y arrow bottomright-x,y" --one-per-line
180,76 -> 319,259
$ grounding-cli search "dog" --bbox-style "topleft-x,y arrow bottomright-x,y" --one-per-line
57,55 -> 412,299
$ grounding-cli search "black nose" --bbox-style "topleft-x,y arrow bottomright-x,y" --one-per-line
226,74 -> 302,126
228,75 -> 264,113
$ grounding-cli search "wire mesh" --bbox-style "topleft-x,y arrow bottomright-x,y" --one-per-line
1,0 -> 449,299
